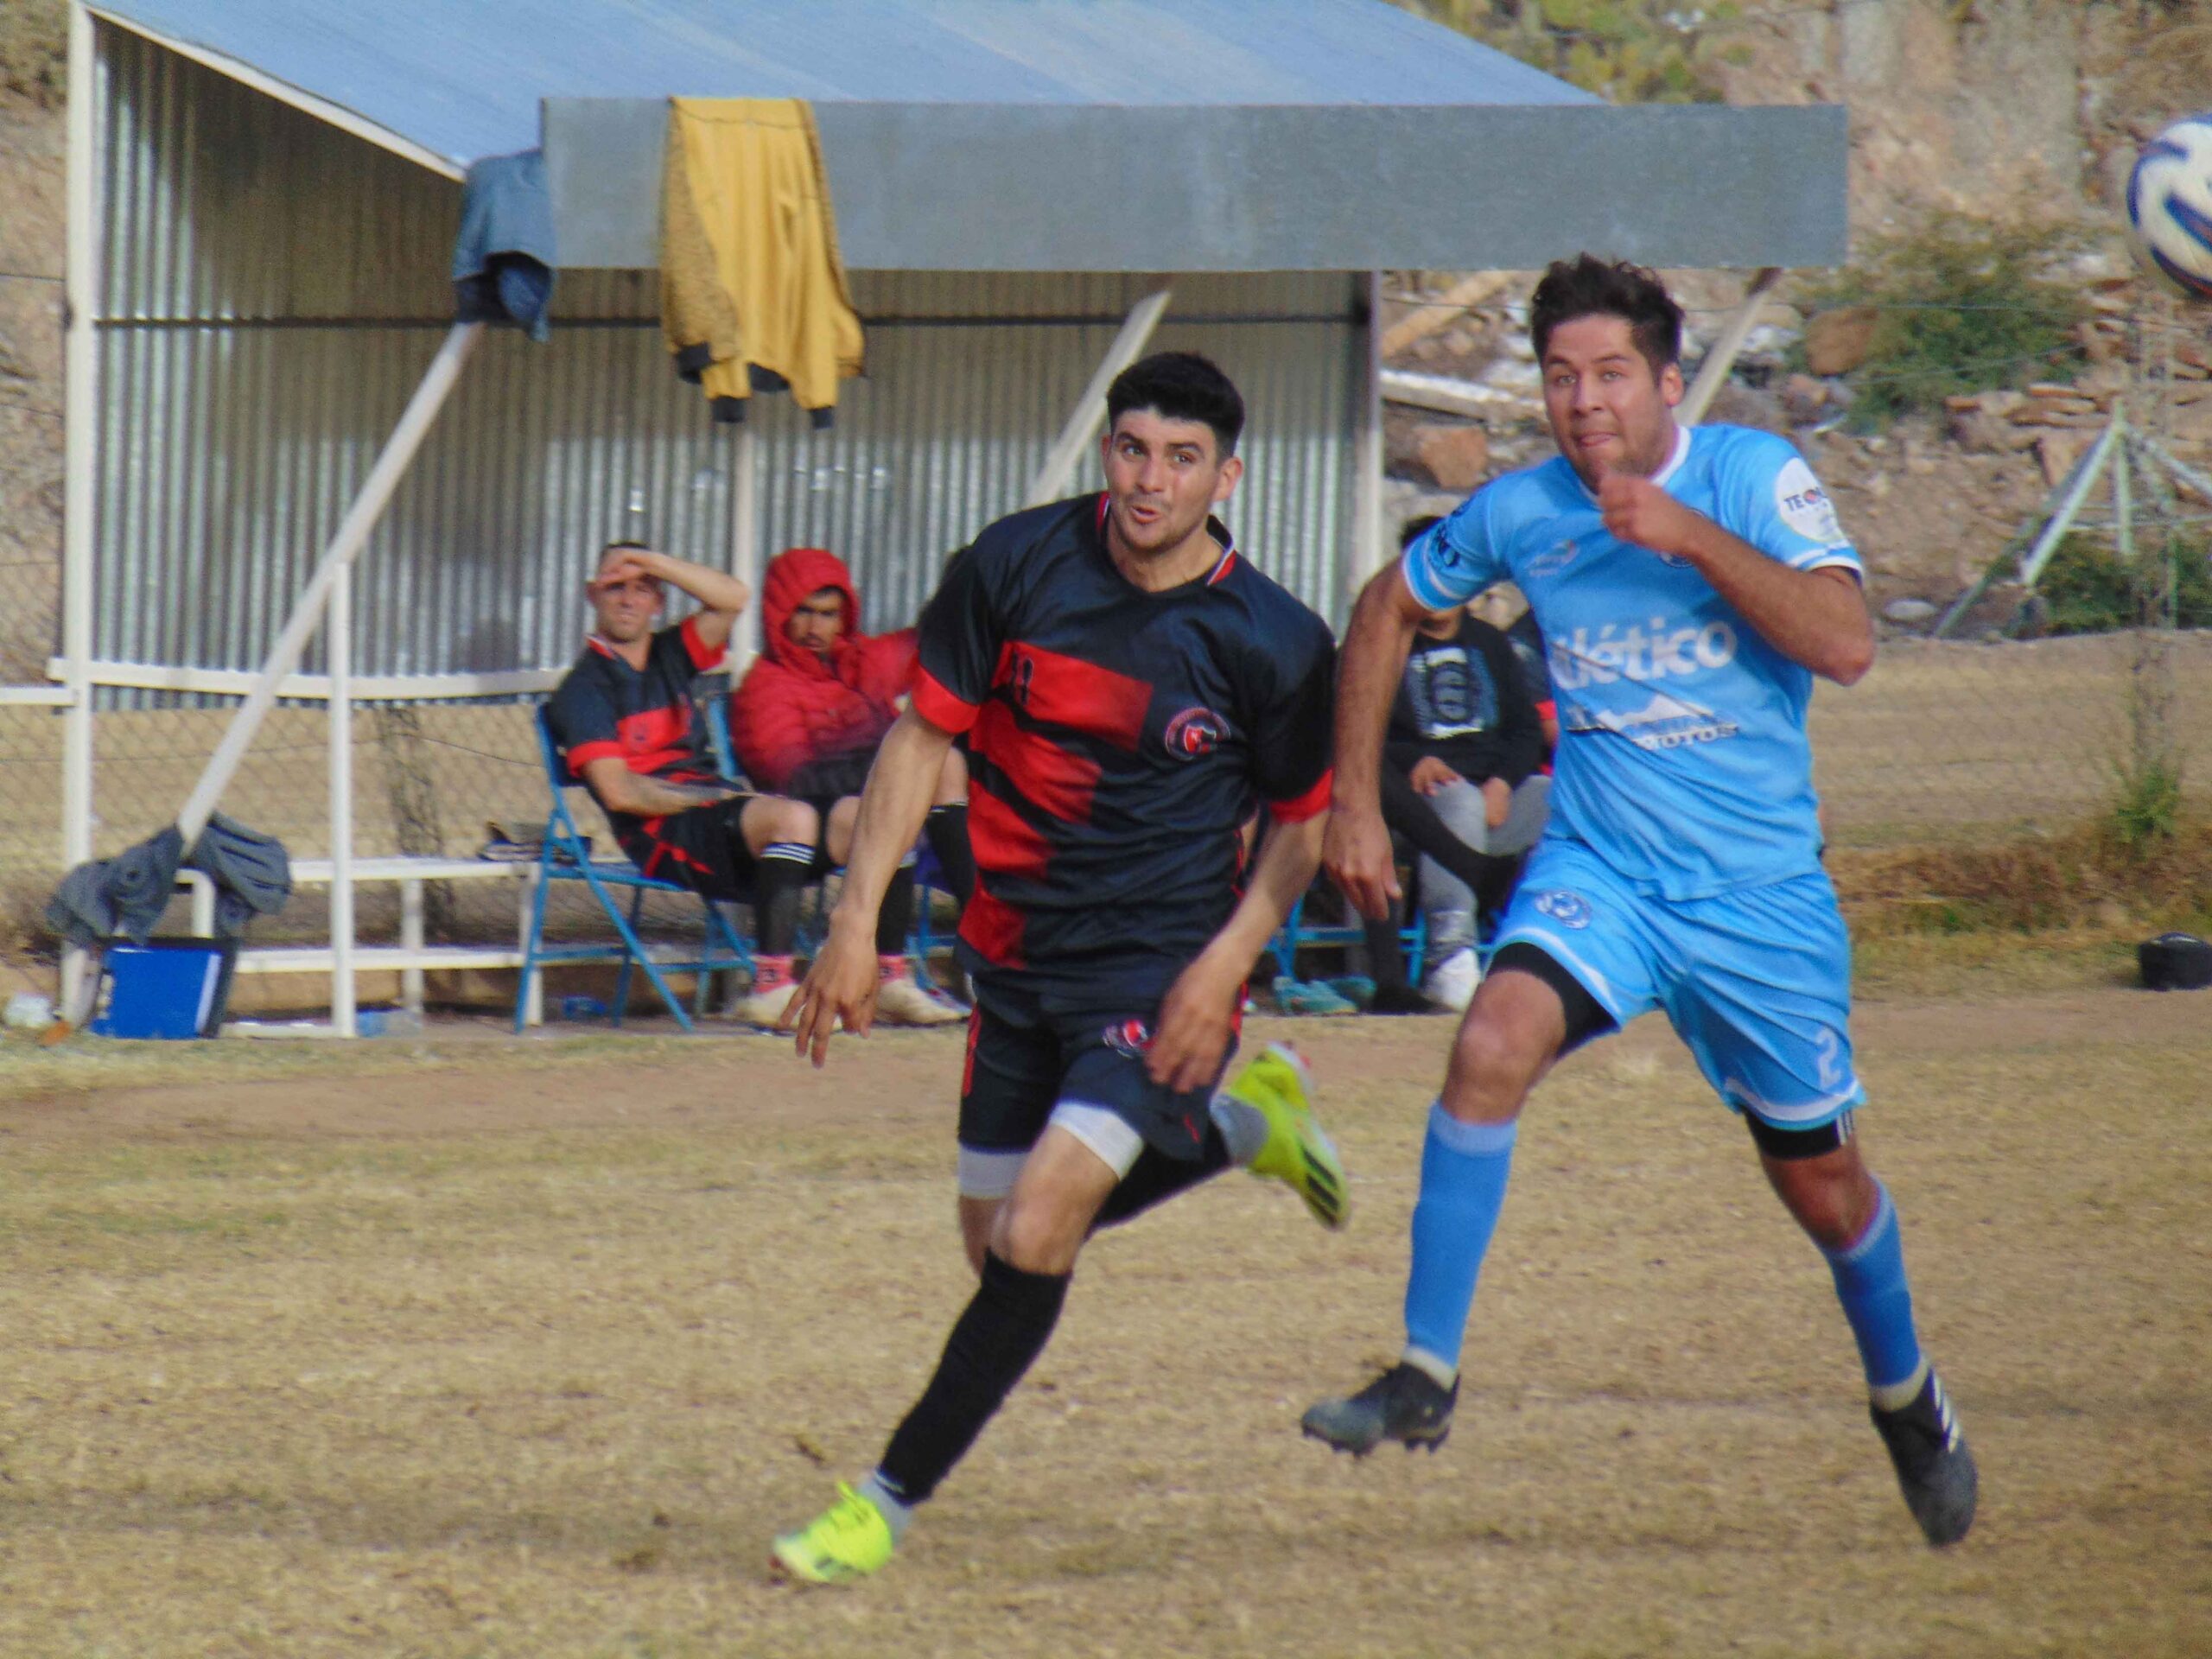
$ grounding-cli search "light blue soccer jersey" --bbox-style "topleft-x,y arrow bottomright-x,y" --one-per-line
1402,423 -> 1860,901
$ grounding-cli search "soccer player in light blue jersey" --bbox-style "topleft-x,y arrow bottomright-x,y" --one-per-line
1302,256 -> 1976,1547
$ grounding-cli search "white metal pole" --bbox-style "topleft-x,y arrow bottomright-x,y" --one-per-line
1023,287 -> 1173,507
2017,412 -> 2124,590
1681,266 -> 1782,427
731,421 -> 760,672
327,563 -> 356,1037
59,0 -> 101,1012
1347,269 -> 1385,612
176,321 -> 483,846
400,878 -> 425,1015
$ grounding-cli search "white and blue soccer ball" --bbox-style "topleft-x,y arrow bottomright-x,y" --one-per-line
2126,114 -> 2212,302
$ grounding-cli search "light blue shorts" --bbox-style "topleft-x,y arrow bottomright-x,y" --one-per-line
1494,838 -> 1865,1130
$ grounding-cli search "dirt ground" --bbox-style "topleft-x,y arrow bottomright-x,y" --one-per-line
0,986 -> 2204,1658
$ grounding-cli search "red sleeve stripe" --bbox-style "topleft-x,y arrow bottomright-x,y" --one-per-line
679,614 -> 727,671
912,667 -> 980,734
565,739 -> 624,770
1269,767 -> 1334,824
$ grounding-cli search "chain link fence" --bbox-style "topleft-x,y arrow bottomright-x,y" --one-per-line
5,283 -> 2211,991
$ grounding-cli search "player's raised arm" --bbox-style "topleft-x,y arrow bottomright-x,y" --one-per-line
784,706 -> 956,1065
601,545 -> 752,655
1597,474 -> 1874,685
1326,563 -> 1434,919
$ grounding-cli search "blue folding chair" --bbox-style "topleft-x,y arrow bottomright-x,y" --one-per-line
1270,889 -> 1426,987
515,706 -> 754,1033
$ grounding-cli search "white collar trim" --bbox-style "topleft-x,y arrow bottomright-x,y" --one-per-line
1573,422 -> 1692,503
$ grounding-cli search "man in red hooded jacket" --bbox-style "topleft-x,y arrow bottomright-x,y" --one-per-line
731,546 -> 970,1026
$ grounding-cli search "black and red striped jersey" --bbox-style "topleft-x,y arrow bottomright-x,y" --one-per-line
913,493 -> 1336,1000
546,616 -> 728,858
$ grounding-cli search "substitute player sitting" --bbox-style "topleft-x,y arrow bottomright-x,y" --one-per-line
1303,257 -> 1978,1548
768,352 -> 1351,1584
728,545 -> 969,1026
546,542 -> 819,1027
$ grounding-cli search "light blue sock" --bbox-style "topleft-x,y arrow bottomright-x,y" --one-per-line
1402,1102 -> 1518,1382
1821,1181 -> 1926,1402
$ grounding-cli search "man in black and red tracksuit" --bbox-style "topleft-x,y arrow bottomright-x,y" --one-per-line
544,541 -> 823,1027
768,353 -> 1351,1583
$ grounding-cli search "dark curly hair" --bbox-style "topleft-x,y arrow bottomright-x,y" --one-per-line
1106,351 -> 1246,458
1529,255 -> 1684,376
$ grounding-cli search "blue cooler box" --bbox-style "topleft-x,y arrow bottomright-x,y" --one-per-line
91,939 -> 238,1039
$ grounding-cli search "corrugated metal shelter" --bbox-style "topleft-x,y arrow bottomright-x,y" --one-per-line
36,0 -> 1847,1030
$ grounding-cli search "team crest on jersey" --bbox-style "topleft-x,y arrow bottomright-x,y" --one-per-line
1163,706 -> 1229,759
1529,537 -> 1580,577
1103,1017 -> 1153,1058
1533,889 -> 1593,930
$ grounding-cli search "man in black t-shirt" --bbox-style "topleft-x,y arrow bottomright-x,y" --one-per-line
544,542 -> 822,1027
1389,599 -> 1550,1010
768,353 -> 1351,1585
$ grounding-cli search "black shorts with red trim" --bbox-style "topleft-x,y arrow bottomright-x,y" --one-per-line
616,799 -> 761,900
957,969 -> 1238,1169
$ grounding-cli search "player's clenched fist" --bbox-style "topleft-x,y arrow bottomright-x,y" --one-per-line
1599,472 -> 1703,563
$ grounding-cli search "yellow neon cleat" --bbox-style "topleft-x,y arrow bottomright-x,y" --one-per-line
770,1483 -> 896,1585
1221,1043 -> 1348,1230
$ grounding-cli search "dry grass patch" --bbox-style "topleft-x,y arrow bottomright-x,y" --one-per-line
0,1007 -> 2203,1656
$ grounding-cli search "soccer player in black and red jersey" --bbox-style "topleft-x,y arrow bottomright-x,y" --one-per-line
546,543 -> 823,1026
769,353 -> 1351,1583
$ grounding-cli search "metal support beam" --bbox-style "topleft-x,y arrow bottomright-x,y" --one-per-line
1023,288 -> 1172,507
1681,266 -> 1782,427
2017,412 -> 2124,591
327,563 -> 356,1037
175,321 -> 483,845
729,422 -> 760,673
1934,411 -> 2125,639
60,0 -> 100,1014
1347,270 -> 1386,608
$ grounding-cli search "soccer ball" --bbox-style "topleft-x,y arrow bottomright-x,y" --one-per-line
2126,115 -> 2212,301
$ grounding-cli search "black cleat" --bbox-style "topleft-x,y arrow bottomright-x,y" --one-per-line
1871,1370 -> 1978,1547
1301,1363 -> 1458,1456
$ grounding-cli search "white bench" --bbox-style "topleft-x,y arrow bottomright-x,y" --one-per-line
177,855 -> 539,1020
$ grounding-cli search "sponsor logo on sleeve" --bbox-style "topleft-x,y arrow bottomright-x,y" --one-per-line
1775,457 -> 1848,547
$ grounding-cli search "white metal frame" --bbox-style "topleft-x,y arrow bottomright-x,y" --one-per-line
86,6 -> 464,181
51,661 -> 565,700
59,0 -> 101,1014
1347,269 -> 1385,606
1023,288 -> 1173,507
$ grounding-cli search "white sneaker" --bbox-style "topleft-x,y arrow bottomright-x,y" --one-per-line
874,974 -> 966,1027
728,980 -> 800,1029
1420,947 -> 1482,1013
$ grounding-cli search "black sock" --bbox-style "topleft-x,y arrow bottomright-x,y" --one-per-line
1476,850 -> 1524,921
1092,1132 -> 1230,1232
752,842 -> 813,956
876,1251 -> 1070,1506
1378,766 -> 1500,894
925,804 -> 976,907
1363,895 -> 1410,992
878,864 -> 918,957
